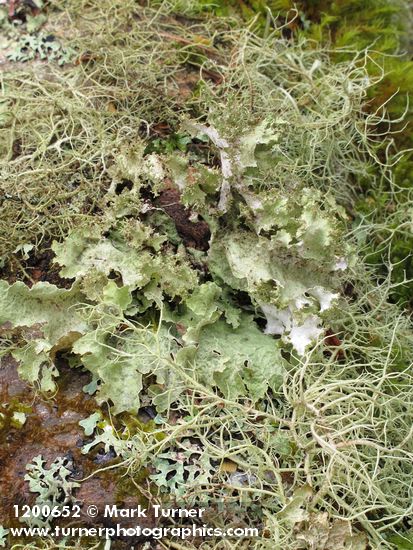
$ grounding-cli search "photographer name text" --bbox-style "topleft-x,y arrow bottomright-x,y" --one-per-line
104,504 -> 206,519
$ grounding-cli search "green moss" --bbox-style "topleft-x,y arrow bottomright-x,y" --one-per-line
0,399 -> 32,435
115,468 -> 151,507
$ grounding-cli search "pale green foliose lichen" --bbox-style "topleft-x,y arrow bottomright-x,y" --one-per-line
0,115 -> 350,414
23,455 -> 80,527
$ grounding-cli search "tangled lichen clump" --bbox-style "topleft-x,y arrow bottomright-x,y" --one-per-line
0,0 -> 386,270
1,1 -> 413,549
0,1 -> 226,271
266,0 -> 413,308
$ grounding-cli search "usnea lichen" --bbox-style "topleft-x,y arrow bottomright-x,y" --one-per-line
1,2 -> 413,549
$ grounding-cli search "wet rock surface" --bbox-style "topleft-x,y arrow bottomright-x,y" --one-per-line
0,357 -> 155,548
156,186 -> 211,251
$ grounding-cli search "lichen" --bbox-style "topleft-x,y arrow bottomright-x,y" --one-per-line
1,1 -> 413,549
